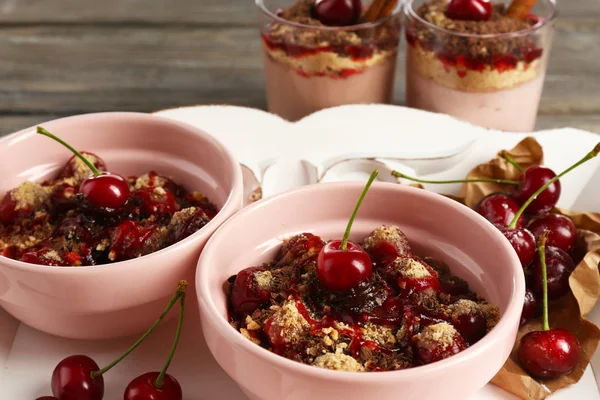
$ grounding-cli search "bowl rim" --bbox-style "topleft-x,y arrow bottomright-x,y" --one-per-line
197,181 -> 525,381
0,111 -> 244,273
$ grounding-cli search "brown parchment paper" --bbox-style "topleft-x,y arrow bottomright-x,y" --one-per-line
448,137 -> 600,399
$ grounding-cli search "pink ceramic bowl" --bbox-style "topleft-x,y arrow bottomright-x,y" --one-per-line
197,182 -> 525,400
0,112 -> 243,339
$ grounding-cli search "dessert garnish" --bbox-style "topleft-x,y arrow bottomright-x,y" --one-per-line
518,234 -> 580,378
37,127 -> 130,211
392,142 -> 600,267
446,0 -> 492,21
40,281 -> 187,400
124,283 -> 186,400
363,0 -> 400,23
225,174 -> 500,372
506,0 -> 537,19
316,170 -> 377,292
313,0 -> 362,26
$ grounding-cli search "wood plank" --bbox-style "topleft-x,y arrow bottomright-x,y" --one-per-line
0,0 -> 594,24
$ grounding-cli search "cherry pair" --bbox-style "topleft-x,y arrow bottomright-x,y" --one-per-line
518,233 -> 580,378
37,281 -> 187,400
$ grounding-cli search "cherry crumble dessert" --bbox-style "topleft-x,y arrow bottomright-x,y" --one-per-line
225,171 -> 499,372
0,128 -> 218,266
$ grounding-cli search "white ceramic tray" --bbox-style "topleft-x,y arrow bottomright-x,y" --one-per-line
2,104 -> 600,399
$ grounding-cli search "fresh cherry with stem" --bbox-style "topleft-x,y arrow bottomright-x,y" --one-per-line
500,143 -> 600,267
37,126 -> 130,210
51,281 -> 188,400
317,170 -> 377,292
520,288 -> 538,326
124,286 -> 186,400
531,245 -> 575,300
512,165 -> 561,216
518,233 -> 580,378
528,214 -> 577,254
446,0 -> 492,21
477,193 -> 525,228
313,0 -> 362,26
501,152 -> 525,173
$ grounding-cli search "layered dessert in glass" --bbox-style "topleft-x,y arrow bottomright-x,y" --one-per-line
404,0 -> 556,132
256,0 -> 402,121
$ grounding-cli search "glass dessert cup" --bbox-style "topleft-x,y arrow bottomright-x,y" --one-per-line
256,0 -> 402,122
404,0 -> 557,132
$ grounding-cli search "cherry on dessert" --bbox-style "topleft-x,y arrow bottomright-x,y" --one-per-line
520,288 -> 538,326
317,170 -> 378,292
79,172 -> 130,210
313,0 -> 362,26
124,372 -> 182,400
517,233 -> 580,378
446,0 -> 492,21
448,300 -> 487,345
362,225 -> 413,269
413,322 -> 467,364
494,224 -> 536,268
477,193 -> 524,228
37,126 -> 130,210
528,214 -> 577,253
0,193 -> 18,224
51,355 -> 104,400
318,240 -> 373,292
518,328 -> 580,378
512,166 -> 560,216
60,152 -> 107,179
51,282 -> 187,400
531,246 -> 575,299
230,266 -> 272,315
125,283 -> 186,400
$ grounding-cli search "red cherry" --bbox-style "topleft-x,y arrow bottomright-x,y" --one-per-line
414,323 -> 468,364
317,240 -> 373,292
36,397 -> 60,400
450,307 -> 487,345
314,0 -> 362,26
520,288 -> 538,326
446,0 -> 492,21
495,224 -> 536,267
518,329 -> 580,378
528,214 -> 577,254
477,193 -> 525,228
21,248 -> 67,266
0,192 -> 18,224
80,172 -> 130,210
230,266 -> 272,315
51,355 -> 104,400
60,152 -> 107,179
531,246 -> 575,299
124,372 -> 182,400
512,166 -> 561,216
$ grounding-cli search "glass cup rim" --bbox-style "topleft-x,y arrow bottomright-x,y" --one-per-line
404,0 -> 558,39
255,0 -> 403,31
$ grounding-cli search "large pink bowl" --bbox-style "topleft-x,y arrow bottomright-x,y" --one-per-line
0,112 -> 243,339
197,182 -> 525,400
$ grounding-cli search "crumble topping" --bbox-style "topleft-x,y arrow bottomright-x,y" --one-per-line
448,299 -> 480,316
362,225 -> 412,257
361,323 -> 396,346
254,270 -> 275,290
266,300 -> 310,344
393,257 -> 432,278
11,181 -> 51,211
68,153 -> 101,182
414,322 -> 458,350
313,352 -> 365,372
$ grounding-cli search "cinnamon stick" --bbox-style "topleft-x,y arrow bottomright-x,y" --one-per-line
505,0 -> 538,19
363,0 -> 399,23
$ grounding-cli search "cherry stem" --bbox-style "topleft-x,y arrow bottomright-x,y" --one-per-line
508,143 -> 600,229
538,232 -> 550,331
391,170 -> 520,186
37,126 -> 101,176
90,281 -> 188,379
501,152 -> 524,172
340,170 -> 378,250
154,291 -> 186,389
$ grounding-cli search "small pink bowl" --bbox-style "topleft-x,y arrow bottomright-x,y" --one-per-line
0,112 -> 243,339
197,182 -> 524,400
